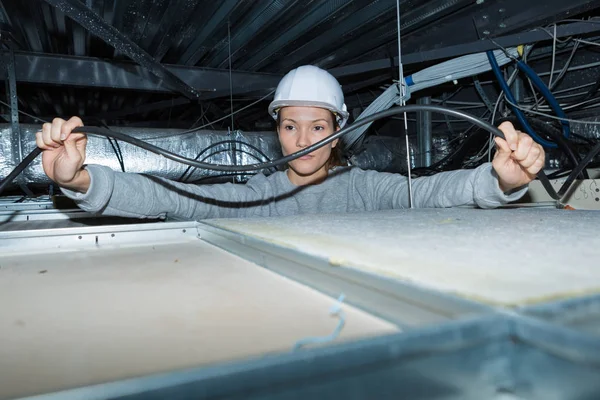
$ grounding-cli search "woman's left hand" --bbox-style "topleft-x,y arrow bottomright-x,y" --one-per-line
492,121 -> 546,193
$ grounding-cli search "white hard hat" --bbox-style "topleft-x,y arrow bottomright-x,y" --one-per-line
268,65 -> 349,128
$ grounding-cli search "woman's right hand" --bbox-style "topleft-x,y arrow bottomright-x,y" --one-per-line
36,117 -> 91,193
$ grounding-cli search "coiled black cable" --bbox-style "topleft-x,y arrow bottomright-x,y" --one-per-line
0,105 -> 560,200
178,140 -> 276,182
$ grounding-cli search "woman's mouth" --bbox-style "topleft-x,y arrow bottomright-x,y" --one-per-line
298,155 -> 313,160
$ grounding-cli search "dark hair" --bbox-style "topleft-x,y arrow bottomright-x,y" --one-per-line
276,109 -> 346,170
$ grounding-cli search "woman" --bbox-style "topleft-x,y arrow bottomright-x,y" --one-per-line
36,66 -> 544,220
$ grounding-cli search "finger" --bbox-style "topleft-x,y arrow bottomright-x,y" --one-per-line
61,116 -> 84,141
50,118 -> 65,145
498,121 -> 518,151
525,148 -> 545,175
512,133 -> 534,162
35,130 -> 52,150
494,136 -> 512,154
42,122 -> 59,148
516,143 -> 541,169
493,137 -> 512,165
63,136 -> 81,161
74,136 -> 87,159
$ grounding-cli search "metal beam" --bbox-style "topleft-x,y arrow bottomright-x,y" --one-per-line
417,97 -> 432,168
318,0 -> 474,71
3,49 -> 22,171
1,52 -> 282,99
43,0 -> 203,100
206,0 -> 298,69
330,22 -> 600,78
271,1 -> 397,72
238,0 -> 356,71
179,0 -> 240,66
94,98 -> 191,120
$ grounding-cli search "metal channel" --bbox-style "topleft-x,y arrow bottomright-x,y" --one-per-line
330,21 -> 600,77
43,0 -> 204,100
0,208 -> 88,223
3,48 -> 21,178
0,199 -> 54,212
0,220 -> 200,254
196,223 -> 493,328
3,52 -> 280,98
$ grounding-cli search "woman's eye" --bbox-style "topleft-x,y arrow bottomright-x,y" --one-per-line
284,125 -> 295,131
314,125 -> 324,131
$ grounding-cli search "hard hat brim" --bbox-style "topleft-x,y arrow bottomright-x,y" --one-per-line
268,100 -> 349,127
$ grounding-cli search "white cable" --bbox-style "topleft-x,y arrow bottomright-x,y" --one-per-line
538,60 -> 600,77
549,24 -> 557,89
187,90 -> 275,132
505,97 -> 600,125
343,47 -> 520,152
409,48 -> 520,91
575,38 -> 600,48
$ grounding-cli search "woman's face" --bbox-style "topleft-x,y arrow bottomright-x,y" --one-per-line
277,106 -> 339,180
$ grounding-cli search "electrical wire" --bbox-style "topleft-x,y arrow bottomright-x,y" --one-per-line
504,98 -> 600,125
182,148 -> 268,183
0,100 -> 49,123
187,173 -> 258,184
0,147 -> 42,195
549,41 -> 580,91
487,51 -> 555,147
178,90 -> 275,134
487,51 -> 572,147
548,24 -> 558,89
558,141 -> 600,198
0,104 -> 561,201
97,120 -> 126,172
511,58 -> 572,140
412,117 -> 489,175
178,140 -> 275,182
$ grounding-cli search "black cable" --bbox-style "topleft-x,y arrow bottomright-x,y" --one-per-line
558,141 -> 600,198
69,106 -> 513,172
113,138 -> 125,172
578,75 -> 600,103
413,110 -> 492,175
0,105 -> 560,200
98,120 -> 126,172
0,147 -> 42,195
570,132 -> 597,145
107,137 -> 126,172
411,129 -> 487,175
187,173 -> 258,184
548,161 -> 600,179
178,140 -> 275,182
182,148 -> 272,182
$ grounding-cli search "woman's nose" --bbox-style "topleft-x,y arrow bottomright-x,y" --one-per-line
296,130 -> 309,148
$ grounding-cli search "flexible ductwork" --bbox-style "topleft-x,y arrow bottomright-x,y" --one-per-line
1,125 -> 458,188
0,125 -> 281,186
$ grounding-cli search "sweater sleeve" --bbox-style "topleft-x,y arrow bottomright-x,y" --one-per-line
353,162 -> 528,209
60,165 -> 267,220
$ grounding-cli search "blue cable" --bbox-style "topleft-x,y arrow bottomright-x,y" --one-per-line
486,51 -> 557,148
515,60 -> 570,139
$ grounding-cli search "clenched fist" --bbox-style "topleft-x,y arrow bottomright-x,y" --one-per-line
493,121 -> 545,192
36,117 -> 90,193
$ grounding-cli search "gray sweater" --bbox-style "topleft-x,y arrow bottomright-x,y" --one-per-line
61,163 -> 527,220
